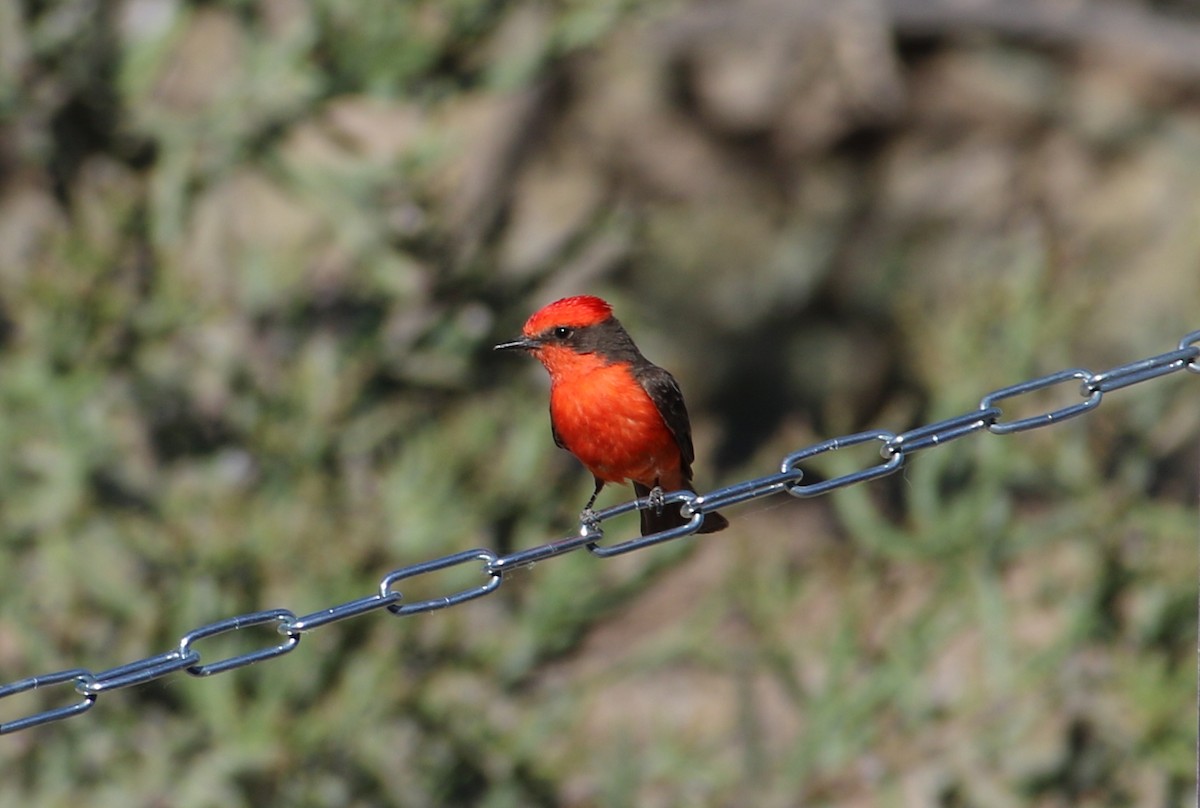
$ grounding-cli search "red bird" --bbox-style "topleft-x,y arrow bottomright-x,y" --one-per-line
495,295 -> 729,535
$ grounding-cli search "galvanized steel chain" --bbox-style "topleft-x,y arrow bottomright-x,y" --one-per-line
3,330 -> 1199,735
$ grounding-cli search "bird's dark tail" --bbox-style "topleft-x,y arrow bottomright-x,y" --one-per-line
633,482 -> 729,536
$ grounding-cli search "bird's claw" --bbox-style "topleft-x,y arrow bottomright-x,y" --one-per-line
579,508 -> 601,532
648,485 -> 665,515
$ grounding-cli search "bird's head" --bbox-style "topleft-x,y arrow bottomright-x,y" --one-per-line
494,295 -> 629,378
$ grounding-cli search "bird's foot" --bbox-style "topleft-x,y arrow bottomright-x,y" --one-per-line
647,485 -> 665,515
579,507 -> 601,532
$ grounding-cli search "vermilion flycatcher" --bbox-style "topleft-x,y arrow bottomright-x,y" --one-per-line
495,295 -> 729,535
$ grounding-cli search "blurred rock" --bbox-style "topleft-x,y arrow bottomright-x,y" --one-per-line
148,7 -> 244,115
0,183 -> 64,284
498,145 -> 603,278
183,168 -> 326,307
906,49 -> 1059,135
427,86 -> 555,265
116,0 -> 178,45
662,0 -> 904,157
324,98 -> 427,163
575,31 -> 759,203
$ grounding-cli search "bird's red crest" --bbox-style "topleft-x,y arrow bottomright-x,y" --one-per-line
523,295 -> 614,335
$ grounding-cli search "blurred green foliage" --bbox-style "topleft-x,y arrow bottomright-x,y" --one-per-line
1,0 -> 1199,805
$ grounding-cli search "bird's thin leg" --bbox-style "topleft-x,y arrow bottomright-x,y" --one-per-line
580,477 -> 605,528
648,478 -> 665,515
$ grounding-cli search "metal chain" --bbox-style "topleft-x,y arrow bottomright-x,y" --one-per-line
3,330 -> 1199,735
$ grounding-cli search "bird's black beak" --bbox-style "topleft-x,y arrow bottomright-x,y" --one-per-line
494,336 -> 540,351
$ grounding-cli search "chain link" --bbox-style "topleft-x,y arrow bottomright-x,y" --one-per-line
3,330 -> 1198,735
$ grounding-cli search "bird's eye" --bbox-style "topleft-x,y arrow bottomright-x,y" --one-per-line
553,326 -> 572,339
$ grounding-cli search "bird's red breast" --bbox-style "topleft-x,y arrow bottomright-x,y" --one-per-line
548,359 -> 685,490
